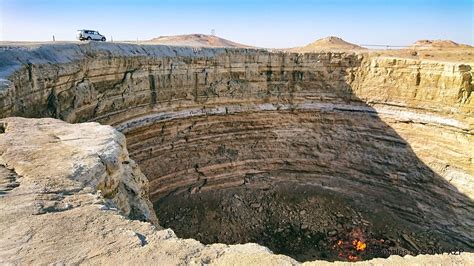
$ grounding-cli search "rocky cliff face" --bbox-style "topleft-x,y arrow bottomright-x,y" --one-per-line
352,57 -> 473,199
1,43 -> 471,199
0,43 -> 472,263
0,117 -> 158,223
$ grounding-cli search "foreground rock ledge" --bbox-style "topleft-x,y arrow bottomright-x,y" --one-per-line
0,117 -> 472,265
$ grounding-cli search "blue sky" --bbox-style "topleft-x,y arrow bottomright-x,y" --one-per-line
1,0 -> 472,47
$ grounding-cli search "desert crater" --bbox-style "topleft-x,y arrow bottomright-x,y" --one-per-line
0,42 -> 473,264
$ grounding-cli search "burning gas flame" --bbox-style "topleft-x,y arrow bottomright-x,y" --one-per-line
332,228 -> 367,261
353,239 -> 367,251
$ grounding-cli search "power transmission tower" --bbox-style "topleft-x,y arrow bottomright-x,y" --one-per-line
211,29 -> 215,36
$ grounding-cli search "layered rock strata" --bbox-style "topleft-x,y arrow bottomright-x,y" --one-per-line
0,42 -> 473,263
1,44 -> 471,195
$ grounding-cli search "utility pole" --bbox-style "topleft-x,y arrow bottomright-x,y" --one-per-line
53,35 -> 55,42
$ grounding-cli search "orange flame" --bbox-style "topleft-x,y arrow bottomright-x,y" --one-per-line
333,228 -> 367,262
355,240 -> 367,251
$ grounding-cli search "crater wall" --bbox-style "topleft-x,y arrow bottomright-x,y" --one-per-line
0,43 -> 473,260
0,43 -> 472,199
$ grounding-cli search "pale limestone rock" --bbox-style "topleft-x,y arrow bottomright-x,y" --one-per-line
0,117 -> 158,222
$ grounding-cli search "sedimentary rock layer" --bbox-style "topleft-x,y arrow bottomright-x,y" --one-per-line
0,43 -> 471,198
0,42 -> 473,263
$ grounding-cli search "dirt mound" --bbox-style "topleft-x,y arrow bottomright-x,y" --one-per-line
411,39 -> 472,49
290,36 -> 366,52
147,34 -> 253,48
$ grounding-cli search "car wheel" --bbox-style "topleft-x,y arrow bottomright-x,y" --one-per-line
87,37 -> 92,41
101,37 -> 106,42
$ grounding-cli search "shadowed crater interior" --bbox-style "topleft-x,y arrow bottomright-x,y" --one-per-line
123,80 -> 473,262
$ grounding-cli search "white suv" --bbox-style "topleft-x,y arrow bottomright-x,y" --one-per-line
77,30 -> 106,41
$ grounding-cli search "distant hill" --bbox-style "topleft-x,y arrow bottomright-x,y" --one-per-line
410,39 -> 472,49
289,36 -> 366,52
147,34 -> 253,48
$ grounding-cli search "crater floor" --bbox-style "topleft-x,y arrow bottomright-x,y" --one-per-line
157,181 -> 463,262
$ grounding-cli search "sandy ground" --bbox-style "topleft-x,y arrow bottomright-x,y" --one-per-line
366,48 -> 474,63
0,34 -> 253,48
1,38 -> 472,63
283,37 -> 473,63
